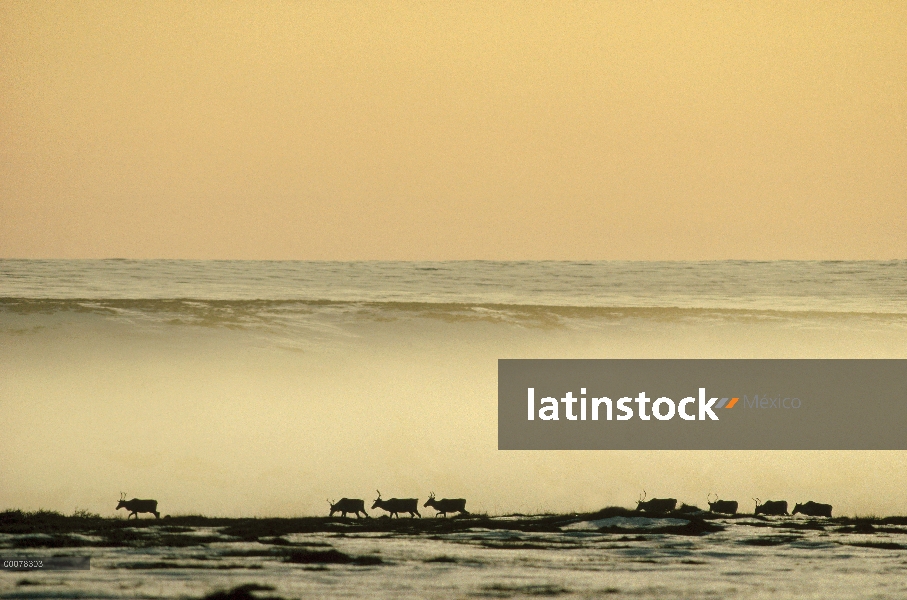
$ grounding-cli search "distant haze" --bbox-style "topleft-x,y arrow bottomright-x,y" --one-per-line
2,2 -> 905,259
2,261 -> 907,517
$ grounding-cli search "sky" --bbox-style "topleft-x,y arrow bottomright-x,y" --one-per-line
2,1 -> 905,260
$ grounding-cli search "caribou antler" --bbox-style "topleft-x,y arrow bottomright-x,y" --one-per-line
752,497 -> 760,506
638,490 -> 646,502
120,492 -> 126,501
376,490 -> 382,500
708,492 -> 717,503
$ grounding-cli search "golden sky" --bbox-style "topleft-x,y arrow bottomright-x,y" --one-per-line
2,1 -> 905,259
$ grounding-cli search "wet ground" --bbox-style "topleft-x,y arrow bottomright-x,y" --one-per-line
1,509 -> 906,599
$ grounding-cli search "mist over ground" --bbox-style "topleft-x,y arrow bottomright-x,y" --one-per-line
3,304 -> 905,517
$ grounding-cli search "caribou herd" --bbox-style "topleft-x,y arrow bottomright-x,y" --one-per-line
113,491 -> 834,519
324,491 -> 832,519
326,491 -> 470,519
630,492 -> 832,517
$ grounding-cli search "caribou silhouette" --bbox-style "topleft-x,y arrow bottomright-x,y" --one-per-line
116,493 -> 160,519
371,491 -> 420,518
707,493 -> 738,515
635,491 -> 677,513
423,492 -> 468,517
327,498 -> 369,518
753,498 -> 788,516
792,501 -> 832,517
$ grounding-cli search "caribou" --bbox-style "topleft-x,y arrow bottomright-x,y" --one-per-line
753,498 -> 788,516
423,493 -> 468,517
707,493 -> 738,515
116,493 -> 160,519
327,498 -> 369,518
792,501 -> 833,518
372,491 -> 420,518
635,491 -> 677,514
